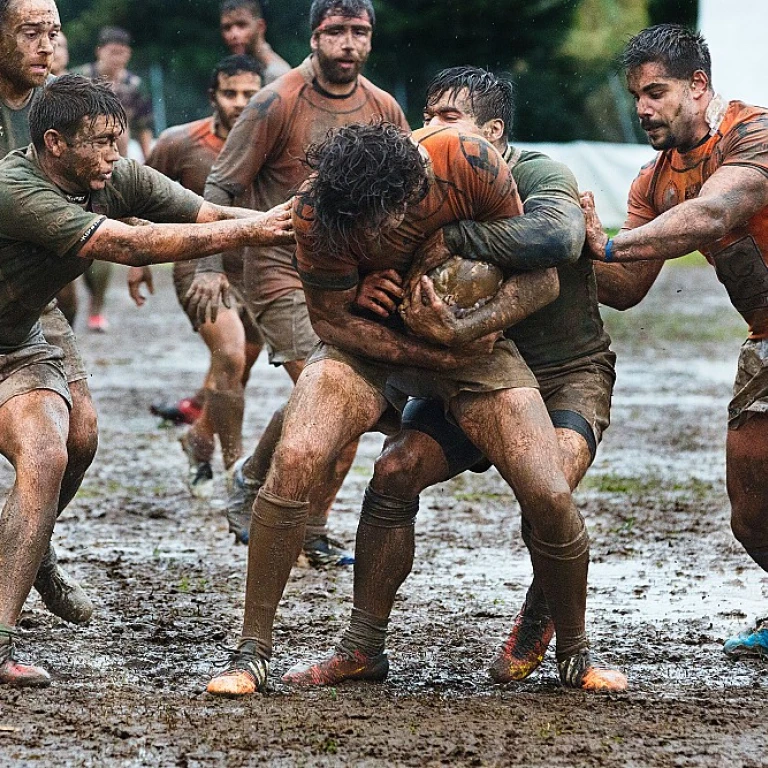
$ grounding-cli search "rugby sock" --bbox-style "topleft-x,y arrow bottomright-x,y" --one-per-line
205,387 -> 245,469
242,405 -> 285,486
240,489 -> 309,660
520,518 -> 550,619
338,607 -> 389,658
527,516 -> 590,661
304,515 -> 328,541
345,485 -> 418,638
745,546 -> 768,573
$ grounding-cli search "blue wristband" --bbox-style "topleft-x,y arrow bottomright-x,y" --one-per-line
604,238 -> 615,263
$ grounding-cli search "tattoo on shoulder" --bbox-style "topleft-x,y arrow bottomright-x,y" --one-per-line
459,134 -> 501,182
241,90 -> 281,124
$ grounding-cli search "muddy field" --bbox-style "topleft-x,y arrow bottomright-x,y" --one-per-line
1,261 -> 766,767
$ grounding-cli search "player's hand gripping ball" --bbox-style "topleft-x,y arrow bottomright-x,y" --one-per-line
426,256 -> 503,318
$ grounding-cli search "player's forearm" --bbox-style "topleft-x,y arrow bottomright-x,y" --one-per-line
442,199 -> 584,271
595,260 -> 664,309
192,202 -> 256,272
454,268 -> 559,344
80,219 -> 273,267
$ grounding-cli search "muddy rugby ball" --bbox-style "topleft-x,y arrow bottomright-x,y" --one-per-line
426,256 -> 503,317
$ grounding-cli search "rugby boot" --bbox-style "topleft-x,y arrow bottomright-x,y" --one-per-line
206,640 -> 268,697
557,648 -> 628,693
180,432 -> 214,499
0,628 -> 51,688
150,397 -> 202,426
34,545 -> 93,625
303,534 -> 355,567
224,457 -> 259,545
488,599 -> 555,683
723,616 -> 768,659
282,648 -> 389,686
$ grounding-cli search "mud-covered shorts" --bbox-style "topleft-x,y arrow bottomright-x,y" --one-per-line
306,337 -> 538,432
728,338 -> 768,428
402,347 -> 616,476
173,259 -> 264,346
249,290 -> 318,366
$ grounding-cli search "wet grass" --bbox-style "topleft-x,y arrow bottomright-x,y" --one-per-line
579,472 -> 716,499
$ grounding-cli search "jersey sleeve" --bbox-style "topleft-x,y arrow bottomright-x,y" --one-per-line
0,181 -> 105,257
116,161 -> 202,223
623,160 -> 658,230
204,87 -> 284,207
720,112 -> 768,179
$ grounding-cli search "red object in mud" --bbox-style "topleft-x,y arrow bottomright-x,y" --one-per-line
149,397 -> 202,425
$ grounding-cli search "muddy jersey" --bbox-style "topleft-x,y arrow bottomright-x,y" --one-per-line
503,148 -> 611,369
0,87 -> 42,159
146,117 -> 243,278
204,55 -> 409,307
626,99 -> 768,338
294,126 -> 522,290
0,147 -> 201,347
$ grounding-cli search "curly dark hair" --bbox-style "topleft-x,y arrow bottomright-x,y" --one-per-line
622,24 -> 712,84
305,122 -> 427,259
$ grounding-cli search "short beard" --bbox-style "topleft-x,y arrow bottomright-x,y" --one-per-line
317,54 -> 362,85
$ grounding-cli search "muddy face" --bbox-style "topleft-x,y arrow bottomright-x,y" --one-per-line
311,14 -> 372,86
220,8 -> 260,55
56,115 -> 123,193
211,70 -> 262,134
0,0 -> 60,94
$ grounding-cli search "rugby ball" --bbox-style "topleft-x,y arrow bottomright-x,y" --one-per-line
427,256 -> 503,317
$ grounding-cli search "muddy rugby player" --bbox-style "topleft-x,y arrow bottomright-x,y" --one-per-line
205,120 -> 625,696
191,0 -> 408,565
0,74 -> 293,687
283,67 -> 622,691
0,0 -> 103,640
582,24 -> 768,660
133,55 -> 266,498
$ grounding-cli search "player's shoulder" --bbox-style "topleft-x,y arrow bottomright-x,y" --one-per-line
357,75 -> 401,107
155,118 -> 207,148
720,100 -> 768,138
414,126 -> 502,172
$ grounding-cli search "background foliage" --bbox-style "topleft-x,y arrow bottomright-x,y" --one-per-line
57,0 -> 697,140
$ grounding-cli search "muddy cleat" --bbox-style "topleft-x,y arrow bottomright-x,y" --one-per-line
87,313 -> 109,333
150,397 -> 202,426
303,535 -> 354,568
206,642 -> 268,697
282,648 -> 389,686
225,457 -> 259,545
557,648 -> 628,693
0,629 -> 51,688
488,603 -> 555,683
723,616 -> 768,659
180,433 -> 214,499
34,545 -> 93,625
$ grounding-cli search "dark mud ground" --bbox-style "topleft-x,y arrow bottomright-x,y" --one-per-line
1,261 -> 767,767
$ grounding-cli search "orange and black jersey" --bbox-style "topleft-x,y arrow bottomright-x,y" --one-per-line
626,100 -> 768,338
294,125 -> 522,291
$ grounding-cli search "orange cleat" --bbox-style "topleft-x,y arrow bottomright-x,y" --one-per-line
489,602 -> 554,683
0,632 -> 51,688
282,648 -> 389,686
206,644 -> 268,697
558,648 -> 628,693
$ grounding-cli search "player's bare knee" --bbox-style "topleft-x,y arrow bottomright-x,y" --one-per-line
730,504 -> 768,549
371,444 -> 428,498
210,342 -> 246,384
270,436 -> 332,496
521,490 -> 579,543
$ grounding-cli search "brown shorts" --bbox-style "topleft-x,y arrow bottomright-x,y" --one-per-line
173,260 -> 264,346
306,337 -> 537,415
0,324 -> 72,410
251,290 -> 318,366
728,338 -> 768,428
41,302 -> 87,384
535,348 -> 616,447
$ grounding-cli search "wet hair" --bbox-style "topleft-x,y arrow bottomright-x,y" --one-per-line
0,0 -> 11,24
426,66 -> 515,140
309,0 -> 375,31
97,26 -> 131,48
209,54 -> 264,93
219,0 -> 263,20
30,74 -> 126,151
305,121 -> 427,258
622,24 -> 712,84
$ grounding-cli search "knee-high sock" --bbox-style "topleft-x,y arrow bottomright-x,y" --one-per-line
240,489 -> 309,659
526,517 -> 589,661
520,517 -> 550,617
205,388 -> 244,469
339,485 -> 418,655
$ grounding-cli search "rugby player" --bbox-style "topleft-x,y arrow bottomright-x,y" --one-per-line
283,67 -> 621,690
581,24 -> 768,660
0,74 -> 292,686
134,55 -> 265,496
191,0 -> 408,566
205,121 -> 625,697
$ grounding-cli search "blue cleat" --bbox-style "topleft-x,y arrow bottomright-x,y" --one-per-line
723,617 -> 768,659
